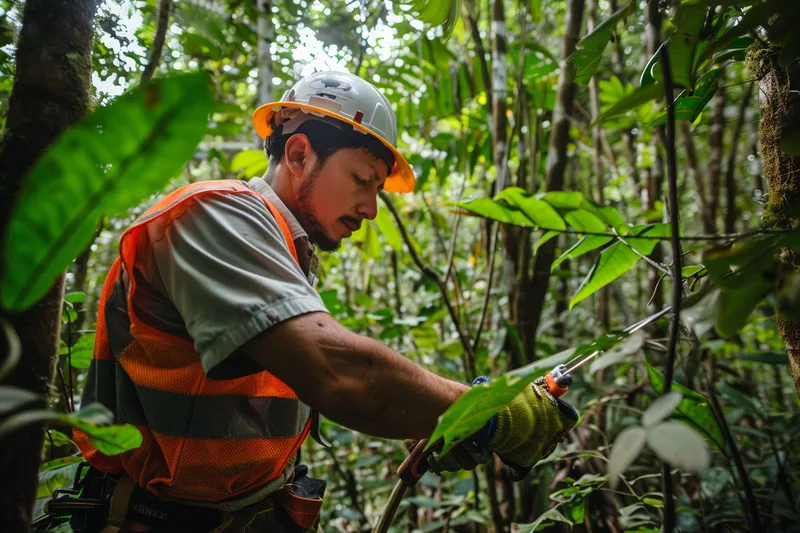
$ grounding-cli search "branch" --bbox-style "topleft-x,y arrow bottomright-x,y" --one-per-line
141,0 -> 172,83
380,192 -> 476,379
659,36 -> 681,533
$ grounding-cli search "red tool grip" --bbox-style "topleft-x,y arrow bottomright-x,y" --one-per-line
398,438 -> 432,487
545,373 -> 569,398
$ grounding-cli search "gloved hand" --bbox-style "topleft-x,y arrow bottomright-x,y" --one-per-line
488,378 -> 579,469
403,439 -> 491,474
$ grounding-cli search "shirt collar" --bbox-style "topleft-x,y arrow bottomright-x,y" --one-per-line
247,177 -> 308,243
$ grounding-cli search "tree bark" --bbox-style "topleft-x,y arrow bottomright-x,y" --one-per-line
0,1 -> 98,530
521,0 -> 585,363
752,45 -> 800,396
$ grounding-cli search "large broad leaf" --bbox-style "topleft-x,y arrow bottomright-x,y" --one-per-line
453,198 -> 536,228
230,149 -> 268,178
651,69 -> 721,126
1,72 -> 213,311
552,235 -> 613,272
592,83 -> 664,126
0,402 -> 142,456
642,391 -> 683,428
428,348 -> 576,455
568,1 -> 638,85
397,0 -> 461,37
570,224 -> 671,309
607,426 -> 647,485
495,188 -> 566,229
646,362 -> 724,450
646,421 -> 711,473
373,208 -> 403,251
64,333 -> 95,370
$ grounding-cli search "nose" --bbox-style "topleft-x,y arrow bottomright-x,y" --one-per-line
357,192 -> 379,220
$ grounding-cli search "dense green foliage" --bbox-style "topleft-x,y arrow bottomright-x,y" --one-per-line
1,0 -> 799,532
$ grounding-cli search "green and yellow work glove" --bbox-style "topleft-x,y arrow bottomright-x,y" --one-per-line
488,377 -> 579,469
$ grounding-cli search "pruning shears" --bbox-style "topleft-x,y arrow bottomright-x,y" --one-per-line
373,306 -> 673,533
542,305 -> 673,399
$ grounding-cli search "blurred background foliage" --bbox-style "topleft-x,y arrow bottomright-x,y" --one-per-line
1,0 -> 799,531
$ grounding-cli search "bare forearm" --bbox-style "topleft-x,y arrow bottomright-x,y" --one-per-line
244,312 -> 468,439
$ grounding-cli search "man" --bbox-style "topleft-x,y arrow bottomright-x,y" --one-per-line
70,71 -> 578,532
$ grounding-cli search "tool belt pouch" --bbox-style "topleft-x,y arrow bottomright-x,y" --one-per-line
277,465 -> 326,530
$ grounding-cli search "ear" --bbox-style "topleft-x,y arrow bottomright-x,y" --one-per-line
284,134 -> 317,179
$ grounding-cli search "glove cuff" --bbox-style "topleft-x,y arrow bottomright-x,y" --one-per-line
471,376 -> 498,448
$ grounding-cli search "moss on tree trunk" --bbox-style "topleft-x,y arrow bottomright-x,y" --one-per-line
0,0 -> 98,530
749,44 -> 800,396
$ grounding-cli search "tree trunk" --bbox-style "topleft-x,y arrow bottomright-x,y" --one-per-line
752,45 -> 800,396
0,1 -> 98,529
521,0 -> 585,363
255,0 -> 274,148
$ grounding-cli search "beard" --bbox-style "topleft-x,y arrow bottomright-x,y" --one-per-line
295,165 -> 341,252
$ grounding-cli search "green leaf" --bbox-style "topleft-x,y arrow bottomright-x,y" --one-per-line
64,292 -> 86,304
374,208 -> 403,251
570,243 -> 637,309
513,508 -> 573,532
1,72 -> 213,311
67,334 -> 95,370
39,456 -> 85,473
646,362 -> 724,450
607,426 -> 647,485
533,231 -> 559,255
230,149 -> 268,178
429,348 -> 576,455
568,1 -> 638,85
495,188 -> 566,229
592,83 -> 664,126
565,209 -> 606,233
651,69 -> 721,126
552,235 -> 613,271
646,421 -> 711,473
589,330 -> 645,374
397,0 -> 462,37
36,461 -> 85,499
0,385 -> 41,414
542,191 -> 586,210
642,391 -> 683,428
63,403 -> 143,456
453,198 -> 536,228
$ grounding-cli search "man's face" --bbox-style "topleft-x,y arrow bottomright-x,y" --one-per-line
294,147 -> 390,252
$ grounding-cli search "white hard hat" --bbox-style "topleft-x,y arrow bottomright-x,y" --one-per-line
253,71 -> 415,193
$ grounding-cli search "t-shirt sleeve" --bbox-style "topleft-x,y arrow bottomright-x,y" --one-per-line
146,190 -> 329,377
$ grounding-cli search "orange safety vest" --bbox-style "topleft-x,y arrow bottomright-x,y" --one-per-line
75,180 -> 312,505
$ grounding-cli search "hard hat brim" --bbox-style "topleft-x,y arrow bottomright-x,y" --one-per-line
253,101 -> 415,194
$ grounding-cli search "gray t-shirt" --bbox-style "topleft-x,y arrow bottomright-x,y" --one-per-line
136,177 -> 329,379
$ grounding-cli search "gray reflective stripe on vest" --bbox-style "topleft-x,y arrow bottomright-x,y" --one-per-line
87,359 -> 310,439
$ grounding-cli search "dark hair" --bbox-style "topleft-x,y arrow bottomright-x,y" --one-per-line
264,120 -> 395,172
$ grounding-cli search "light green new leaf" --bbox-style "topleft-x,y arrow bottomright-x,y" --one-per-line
397,0 -> 462,37
542,191 -> 585,209
1,72 -> 213,311
646,362 -> 724,450
568,1 -> 637,85
230,149 -> 268,178
429,349 -> 576,455
533,231 -> 559,255
64,403 -> 143,456
67,334 -> 96,370
564,209 -> 606,233
552,235 -> 613,272
374,208 -> 403,251
592,83 -> 664,126
651,69 -> 720,126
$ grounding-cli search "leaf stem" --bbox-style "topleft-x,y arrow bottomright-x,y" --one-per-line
658,31 -> 680,533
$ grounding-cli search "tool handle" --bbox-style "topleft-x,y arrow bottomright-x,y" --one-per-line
545,372 -> 569,398
397,438 -> 432,486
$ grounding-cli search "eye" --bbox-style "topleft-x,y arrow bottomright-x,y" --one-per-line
352,173 -> 369,187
